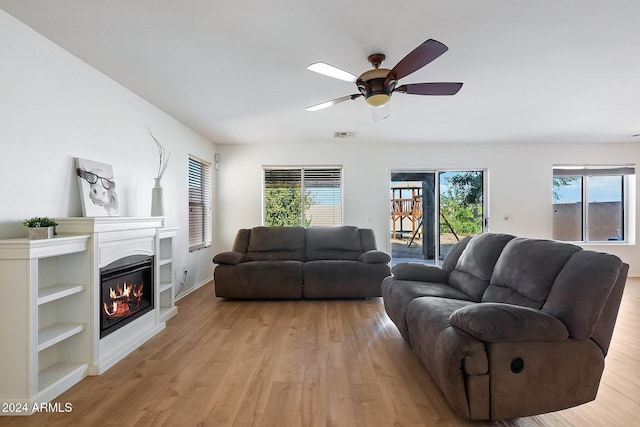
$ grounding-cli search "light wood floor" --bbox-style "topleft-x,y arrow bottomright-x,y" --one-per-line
2,279 -> 639,426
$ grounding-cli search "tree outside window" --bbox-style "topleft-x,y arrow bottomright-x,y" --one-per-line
439,171 -> 483,236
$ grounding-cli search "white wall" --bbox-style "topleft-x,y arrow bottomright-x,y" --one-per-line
215,142 -> 640,276
0,11 -> 216,294
4,7 -> 637,282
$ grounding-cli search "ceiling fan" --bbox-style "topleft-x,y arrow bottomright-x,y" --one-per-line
305,39 -> 462,121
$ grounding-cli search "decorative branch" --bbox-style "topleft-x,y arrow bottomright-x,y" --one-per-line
147,127 -> 171,179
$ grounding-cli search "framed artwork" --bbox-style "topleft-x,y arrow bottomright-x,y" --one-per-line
75,158 -> 119,217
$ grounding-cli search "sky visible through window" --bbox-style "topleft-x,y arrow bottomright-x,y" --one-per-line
308,187 -> 340,205
554,176 -> 622,203
390,172 -> 468,199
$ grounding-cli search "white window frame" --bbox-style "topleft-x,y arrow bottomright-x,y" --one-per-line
262,166 -> 343,227
552,165 -> 635,244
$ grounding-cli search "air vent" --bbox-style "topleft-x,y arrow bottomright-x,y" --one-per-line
333,131 -> 357,138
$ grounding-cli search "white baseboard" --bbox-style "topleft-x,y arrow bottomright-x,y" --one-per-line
176,275 -> 212,301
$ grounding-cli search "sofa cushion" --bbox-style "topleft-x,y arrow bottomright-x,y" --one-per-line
407,297 -> 487,374
214,261 -> 303,299
391,263 -> 449,283
450,303 -> 569,342
213,251 -> 248,265
381,277 -> 473,343
231,228 -> 251,253
246,226 -> 306,261
448,233 -> 515,301
441,235 -> 473,272
359,228 -> 379,251
303,260 -> 388,298
406,297 -> 487,419
483,238 -> 581,309
542,250 -> 623,340
306,226 -> 363,260
359,250 -> 391,264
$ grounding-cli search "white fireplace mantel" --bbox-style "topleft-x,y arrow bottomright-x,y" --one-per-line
0,217 -> 177,415
55,217 -> 170,375
55,216 -> 164,234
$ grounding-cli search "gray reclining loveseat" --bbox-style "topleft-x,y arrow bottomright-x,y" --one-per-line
382,233 -> 628,420
213,226 -> 391,299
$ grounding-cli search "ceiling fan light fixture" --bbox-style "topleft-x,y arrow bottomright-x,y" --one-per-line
365,94 -> 391,107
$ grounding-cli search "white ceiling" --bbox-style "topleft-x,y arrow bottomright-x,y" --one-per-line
2,0 -> 640,145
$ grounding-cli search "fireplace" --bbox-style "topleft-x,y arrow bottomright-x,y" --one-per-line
100,255 -> 154,338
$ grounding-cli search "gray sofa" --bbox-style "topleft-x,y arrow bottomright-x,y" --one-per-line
213,226 -> 391,299
382,233 -> 628,421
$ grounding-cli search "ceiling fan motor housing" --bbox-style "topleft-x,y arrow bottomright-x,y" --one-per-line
357,68 -> 395,107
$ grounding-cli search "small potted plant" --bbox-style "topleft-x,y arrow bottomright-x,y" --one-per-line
22,217 -> 58,240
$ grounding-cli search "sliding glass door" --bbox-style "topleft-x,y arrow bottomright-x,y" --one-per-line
390,169 -> 486,265
438,171 -> 485,261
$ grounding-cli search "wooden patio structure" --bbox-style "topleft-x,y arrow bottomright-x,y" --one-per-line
391,185 -> 423,239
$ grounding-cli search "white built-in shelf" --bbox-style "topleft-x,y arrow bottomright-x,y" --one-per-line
159,281 -> 172,293
0,235 -> 91,413
157,227 -> 178,323
38,284 -> 85,305
38,323 -> 86,351
38,362 -> 88,393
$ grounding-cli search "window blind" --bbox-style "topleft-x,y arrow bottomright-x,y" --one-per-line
303,168 -> 342,226
263,167 -> 342,227
553,165 -> 635,176
189,156 -> 212,251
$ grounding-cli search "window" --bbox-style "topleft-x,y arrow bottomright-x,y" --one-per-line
263,167 -> 342,227
552,165 -> 634,242
188,156 -> 212,251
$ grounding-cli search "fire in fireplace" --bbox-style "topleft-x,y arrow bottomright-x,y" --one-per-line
100,255 -> 154,338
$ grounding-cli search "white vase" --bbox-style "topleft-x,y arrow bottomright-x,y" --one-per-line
151,178 -> 164,216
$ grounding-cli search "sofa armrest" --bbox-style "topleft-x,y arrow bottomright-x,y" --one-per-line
390,263 -> 449,283
359,250 -> 391,264
449,303 -> 569,342
213,251 -> 248,265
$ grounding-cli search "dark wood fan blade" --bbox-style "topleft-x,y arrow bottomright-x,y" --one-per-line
305,94 -> 362,111
395,82 -> 463,95
389,39 -> 449,81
